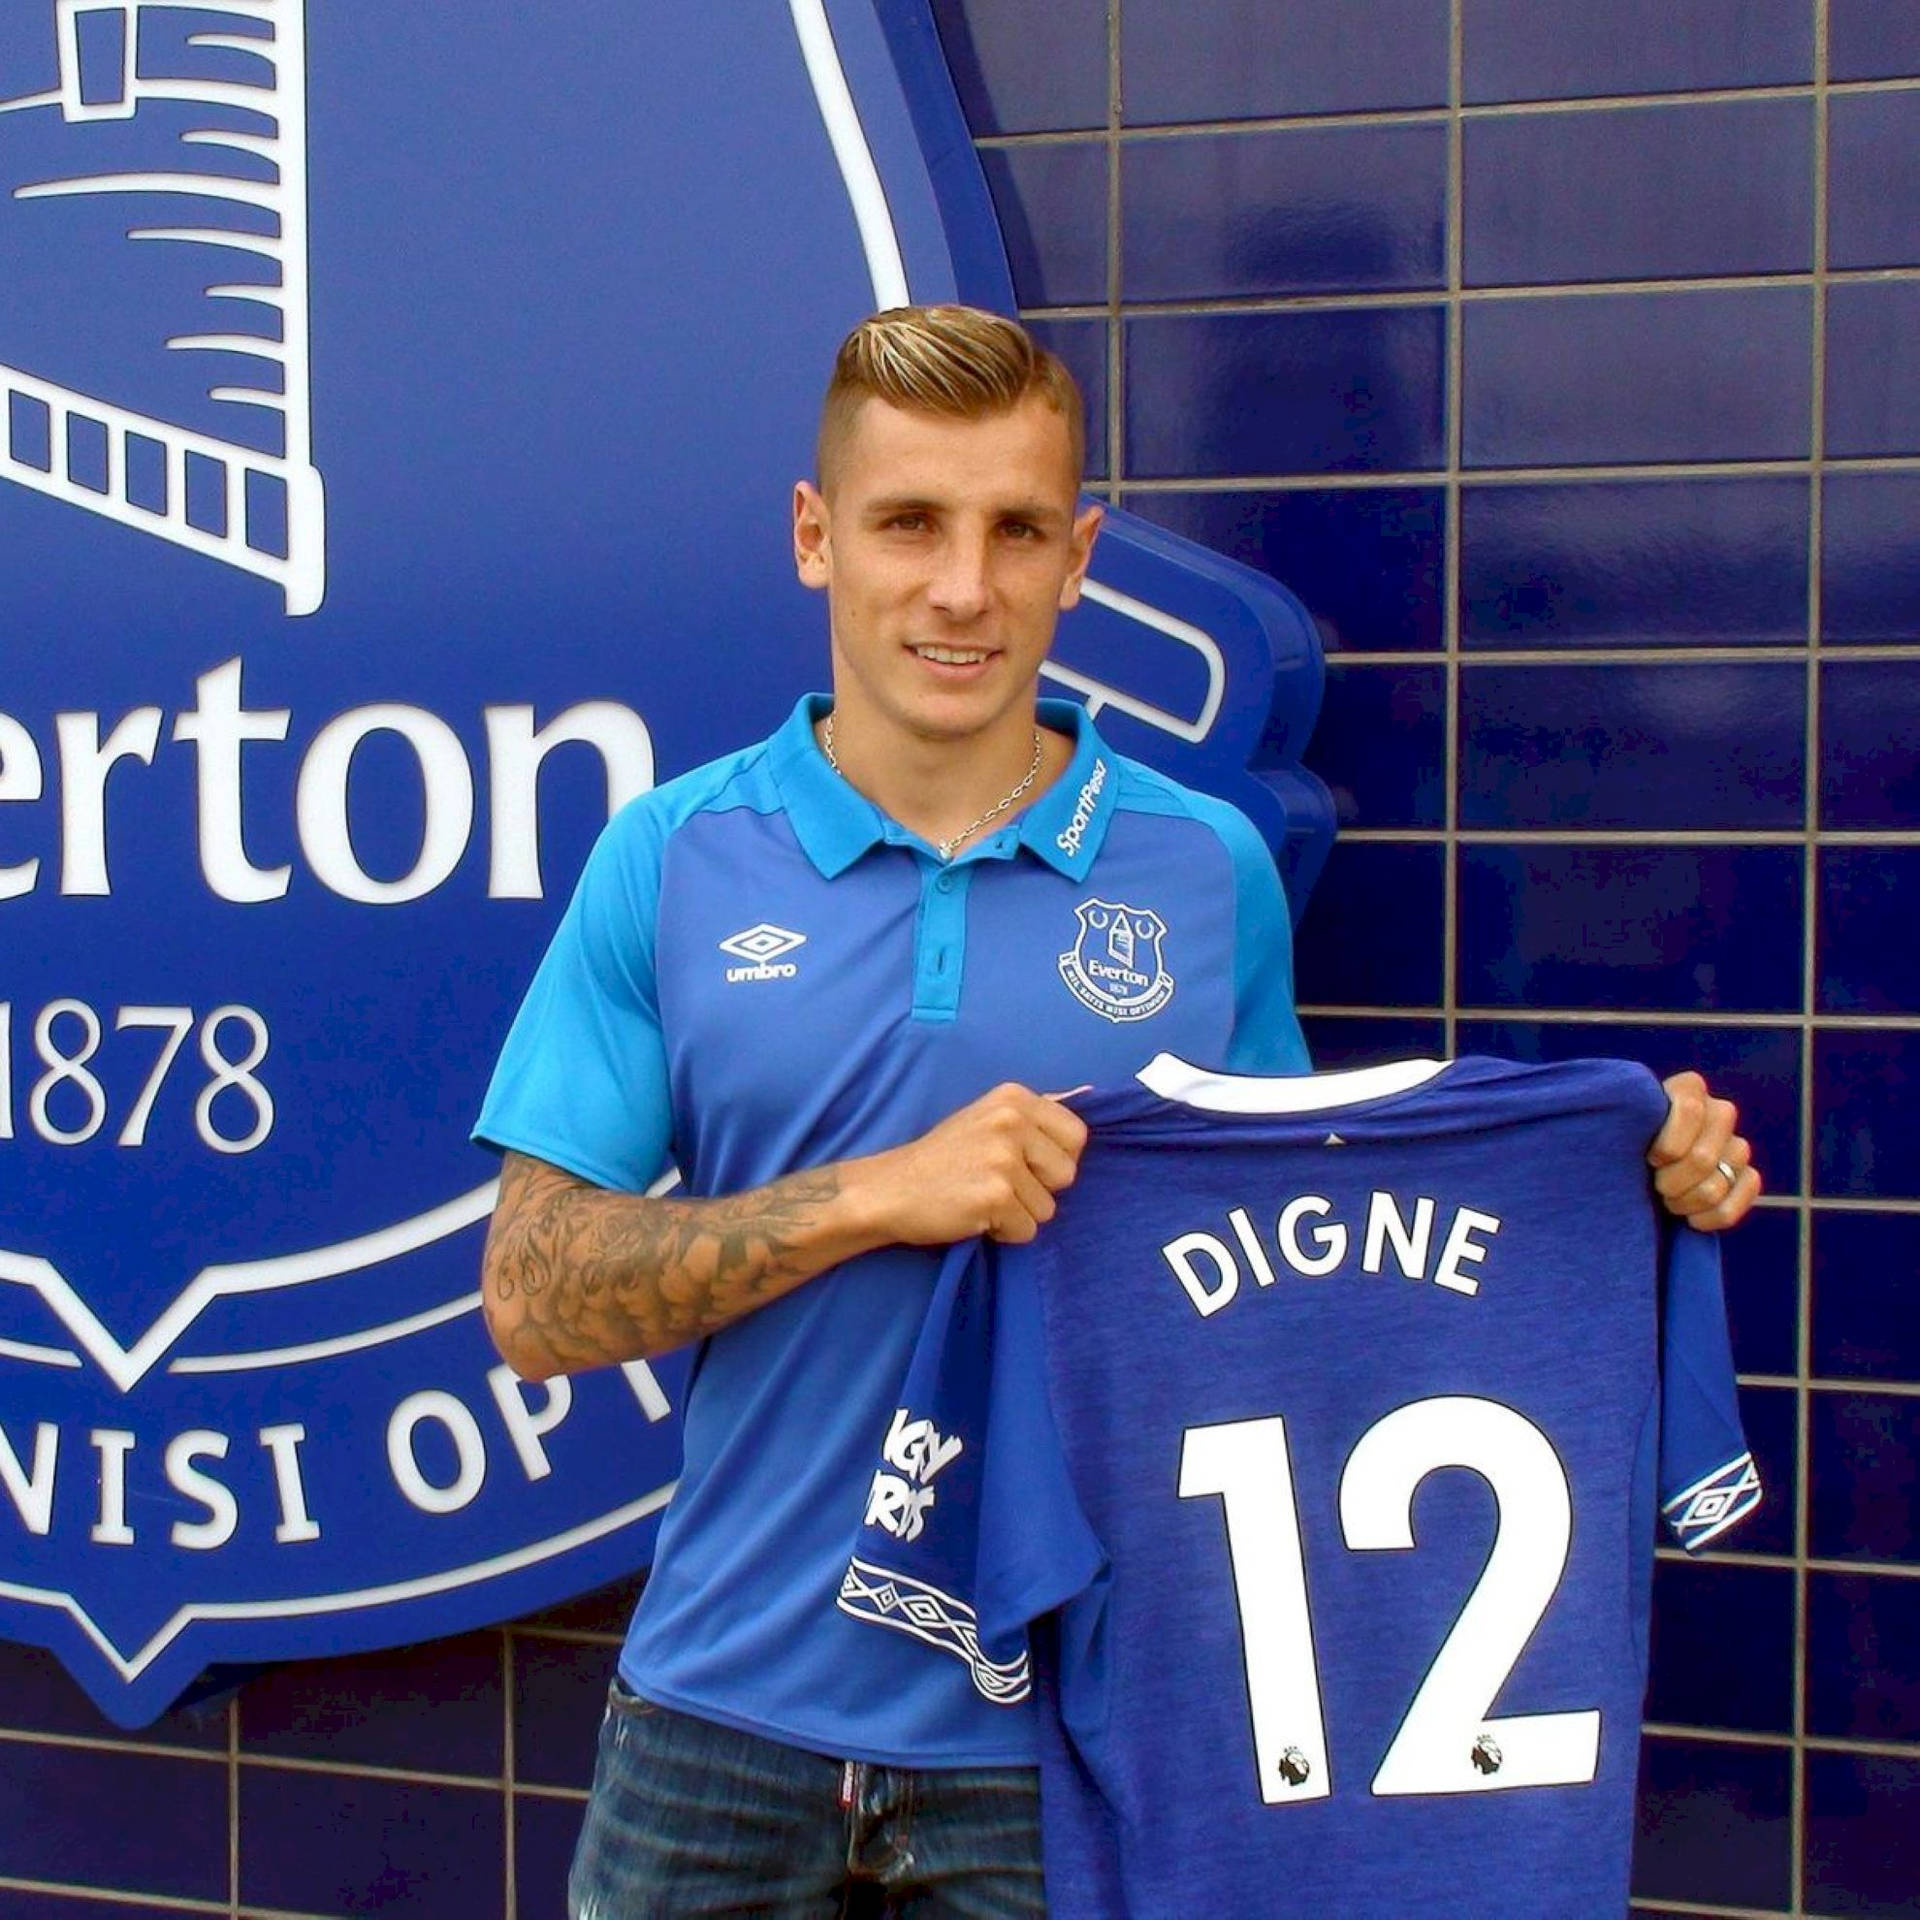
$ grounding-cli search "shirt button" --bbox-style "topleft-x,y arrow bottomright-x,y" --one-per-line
935,872 -> 955,892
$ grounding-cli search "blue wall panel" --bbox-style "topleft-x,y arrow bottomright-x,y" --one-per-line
1803,1752 -> 1920,1919
1458,660 -> 1807,830
1461,477 -> 1811,649
1121,0 -> 1451,121
1126,307 -> 1449,475
1464,98 -> 1814,285
1463,0 -> 1812,101
1826,281 -> 1920,455
1139,485 -> 1448,653
1124,124 -> 1448,299
1632,1736 -> 1795,1910
1463,288 -> 1814,466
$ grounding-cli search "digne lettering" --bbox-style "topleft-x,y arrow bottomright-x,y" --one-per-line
1161,1191 -> 1502,1317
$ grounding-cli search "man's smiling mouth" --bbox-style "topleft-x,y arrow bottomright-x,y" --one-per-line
911,645 -> 993,665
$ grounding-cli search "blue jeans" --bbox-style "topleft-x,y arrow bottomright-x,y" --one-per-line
568,1682 -> 1046,1918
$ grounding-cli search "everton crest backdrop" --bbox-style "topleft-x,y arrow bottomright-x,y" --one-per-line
0,0 -> 1329,1725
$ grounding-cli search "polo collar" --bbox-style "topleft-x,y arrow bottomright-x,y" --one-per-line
769,695 -> 888,879
1019,699 -> 1119,878
768,694 -> 1121,881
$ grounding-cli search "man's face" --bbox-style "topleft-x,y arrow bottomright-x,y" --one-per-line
793,395 -> 1102,753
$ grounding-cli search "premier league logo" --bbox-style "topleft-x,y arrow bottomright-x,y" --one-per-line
0,0 -> 1329,1726
1059,899 -> 1176,1024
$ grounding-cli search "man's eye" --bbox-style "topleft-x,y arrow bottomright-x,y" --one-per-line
885,513 -> 927,532
1002,520 -> 1040,540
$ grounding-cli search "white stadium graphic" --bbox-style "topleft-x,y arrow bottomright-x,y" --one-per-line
0,0 -> 324,613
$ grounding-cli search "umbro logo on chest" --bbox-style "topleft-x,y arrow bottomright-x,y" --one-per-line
719,922 -> 807,983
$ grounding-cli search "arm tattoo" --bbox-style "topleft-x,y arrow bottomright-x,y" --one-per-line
484,1152 -> 853,1374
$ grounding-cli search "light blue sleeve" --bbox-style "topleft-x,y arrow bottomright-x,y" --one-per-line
472,797 -> 675,1193
1206,802 -> 1311,1074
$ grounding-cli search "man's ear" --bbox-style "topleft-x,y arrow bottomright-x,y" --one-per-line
793,480 -> 831,590
1056,501 -> 1105,610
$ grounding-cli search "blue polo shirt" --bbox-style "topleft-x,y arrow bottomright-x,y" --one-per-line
475,694 -> 1307,1763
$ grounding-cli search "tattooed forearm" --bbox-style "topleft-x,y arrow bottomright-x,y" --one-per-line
481,1151 -> 869,1377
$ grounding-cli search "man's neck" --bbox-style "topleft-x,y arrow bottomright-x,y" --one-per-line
821,708 -> 1074,856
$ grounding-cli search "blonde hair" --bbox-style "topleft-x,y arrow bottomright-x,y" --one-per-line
817,305 -> 1086,488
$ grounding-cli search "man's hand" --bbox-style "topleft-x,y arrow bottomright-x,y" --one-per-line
1650,1071 -> 1760,1231
844,1083 -> 1090,1246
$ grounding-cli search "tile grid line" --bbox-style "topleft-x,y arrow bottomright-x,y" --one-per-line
1644,1724 -> 1920,1760
506,1622 -> 625,1648
0,1712 -> 611,1785
1022,268 -> 1920,323
228,1691 -> 241,1920
502,1625 -> 519,1920
968,70 -> 1920,144
0,1871 -> 634,1920
256,1745 -> 520,1791
1633,1903 -> 1807,1919
0,1878 -> 230,1915
0,1720 -> 232,1762
1746,1374 -> 1920,1402
519,1782 -> 590,1804
1335,829 -> 1821,844
1326,650 -> 1919,667
1301,1004 -> 1920,1032
1105,456 -> 1920,489
1103,0 -> 1123,509
1440,0 -> 1465,1065
1790,6 -> 1832,1906
222,1747 -> 514,1790
1655,1547 -> 1920,1585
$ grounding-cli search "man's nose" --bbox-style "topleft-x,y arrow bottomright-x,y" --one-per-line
925,530 -> 991,618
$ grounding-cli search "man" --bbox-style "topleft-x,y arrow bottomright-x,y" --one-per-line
474,305 -> 1758,1916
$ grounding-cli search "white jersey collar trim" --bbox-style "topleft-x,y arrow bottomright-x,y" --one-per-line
1135,1052 -> 1449,1114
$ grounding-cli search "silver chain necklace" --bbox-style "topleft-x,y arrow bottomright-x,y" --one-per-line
822,713 -> 1045,860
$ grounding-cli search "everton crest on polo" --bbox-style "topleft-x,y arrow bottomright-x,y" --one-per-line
0,0 -> 1331,1725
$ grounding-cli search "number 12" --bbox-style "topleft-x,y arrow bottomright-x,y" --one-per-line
1178,1397 -> 1600,1803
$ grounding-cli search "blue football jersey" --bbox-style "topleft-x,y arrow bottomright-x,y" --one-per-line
840,1055 -> 1761,1918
